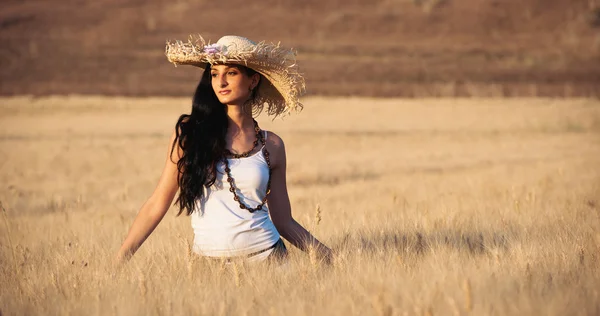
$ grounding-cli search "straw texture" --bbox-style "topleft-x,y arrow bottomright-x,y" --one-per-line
166,35 -> 305,117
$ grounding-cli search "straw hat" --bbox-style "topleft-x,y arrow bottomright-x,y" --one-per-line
165,35 -> 305,117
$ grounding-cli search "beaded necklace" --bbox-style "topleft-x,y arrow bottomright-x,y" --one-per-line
222,120 -> 272,213
224,120 -> 261,158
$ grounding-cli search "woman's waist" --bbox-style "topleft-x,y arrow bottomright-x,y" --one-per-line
199,238 -> 287,263
192,228 -> 280,257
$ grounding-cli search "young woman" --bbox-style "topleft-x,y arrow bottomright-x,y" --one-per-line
116,35 -> 332,264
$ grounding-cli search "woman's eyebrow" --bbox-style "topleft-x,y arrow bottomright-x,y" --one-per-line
211,66 -> 233,72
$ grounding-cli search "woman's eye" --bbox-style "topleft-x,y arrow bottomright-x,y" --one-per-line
228,71 -> 237,76
211,73 -> 217,78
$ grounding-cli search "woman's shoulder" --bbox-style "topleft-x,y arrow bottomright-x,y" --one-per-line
264,130 -> 284,148
263,130 -> 286,167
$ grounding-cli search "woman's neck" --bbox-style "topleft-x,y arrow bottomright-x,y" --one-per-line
226,105 -> 254,132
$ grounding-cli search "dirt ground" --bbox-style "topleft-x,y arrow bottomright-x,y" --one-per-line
0,96 -> 599,315
1,0 -> 599,97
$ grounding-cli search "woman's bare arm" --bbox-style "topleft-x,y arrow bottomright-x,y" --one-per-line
266,132 -> 332,263
115,131 -> 180,263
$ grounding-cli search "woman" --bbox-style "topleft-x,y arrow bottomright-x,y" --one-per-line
116,35 -> 332,264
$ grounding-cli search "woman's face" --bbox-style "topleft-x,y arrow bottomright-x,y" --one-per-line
210,64 -> 259,106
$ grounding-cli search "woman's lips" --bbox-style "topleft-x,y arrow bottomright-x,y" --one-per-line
219,90 -> 231,95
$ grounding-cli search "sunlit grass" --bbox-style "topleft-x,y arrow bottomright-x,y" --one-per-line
0,96 -> 599,315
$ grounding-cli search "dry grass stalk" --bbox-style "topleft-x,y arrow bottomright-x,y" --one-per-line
1,202 -> 18,273
138,271 -> 147,301
233,262 -> 242,288
372,293 -> 393,316
463,279 -> 473,313
179,234 -> 196,278
314,204 -> 322,226
218,259 -> 227,276
308,245 -> 318,268
445,297 -> 461,316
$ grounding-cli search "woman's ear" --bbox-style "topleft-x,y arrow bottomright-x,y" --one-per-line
251,73 -> 261,89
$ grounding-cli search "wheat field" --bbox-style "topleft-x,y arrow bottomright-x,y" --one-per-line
0,96 -> 599,315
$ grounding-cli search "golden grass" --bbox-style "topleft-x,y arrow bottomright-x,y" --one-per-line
0,96 -> 599,315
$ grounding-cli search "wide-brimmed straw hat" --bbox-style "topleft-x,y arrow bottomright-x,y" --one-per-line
165,35 -> 305,117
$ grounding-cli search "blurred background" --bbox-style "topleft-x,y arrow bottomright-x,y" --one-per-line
1,0 -> 599,97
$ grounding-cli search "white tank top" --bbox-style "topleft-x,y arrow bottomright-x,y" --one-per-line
191,131 -> 281,259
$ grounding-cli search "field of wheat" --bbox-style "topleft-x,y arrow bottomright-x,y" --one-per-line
0,96 -> 599,315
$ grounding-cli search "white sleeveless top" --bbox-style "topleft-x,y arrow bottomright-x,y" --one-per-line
191,131 -> 281,259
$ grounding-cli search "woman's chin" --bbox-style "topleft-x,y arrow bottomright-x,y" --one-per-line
218,96 -> 245,106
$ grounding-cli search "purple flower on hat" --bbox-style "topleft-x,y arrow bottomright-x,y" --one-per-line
203,43 -> 225,54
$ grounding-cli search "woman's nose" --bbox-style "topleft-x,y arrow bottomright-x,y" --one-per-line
219,75 -> 228,87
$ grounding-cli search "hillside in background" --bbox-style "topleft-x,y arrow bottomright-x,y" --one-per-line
1,0 -> 599,97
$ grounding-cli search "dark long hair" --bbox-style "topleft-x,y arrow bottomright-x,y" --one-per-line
171,65 -> 258,216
